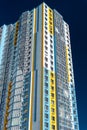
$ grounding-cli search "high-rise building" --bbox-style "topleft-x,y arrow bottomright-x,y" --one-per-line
0,2 -> 79,130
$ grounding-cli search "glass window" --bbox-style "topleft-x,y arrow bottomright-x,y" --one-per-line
12,118 -> 19,126
52,125 -> 55,129
45,113 -> 48,118
45,122 -> 48,127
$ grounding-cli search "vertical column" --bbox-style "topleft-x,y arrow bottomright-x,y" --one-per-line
64,21 -> 79,130
40,3 -> 44,130
48,8 -> 57,130
14,22 -> 19,46
30,8 -> 36,130
4,82 -> 12,130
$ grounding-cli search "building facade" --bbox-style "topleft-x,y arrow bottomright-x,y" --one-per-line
0,2 -> 79,130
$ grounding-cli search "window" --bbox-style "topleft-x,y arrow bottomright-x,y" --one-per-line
45,26 -> 47,30
51,93 -> 54,98
29,36 -> 31,39
12,110 -> 20,117
71,79 -> 73,82
51,61 -> 53,65
29,51 -> 31,54
75,125 -> 78,129
50,55 -> 53,59
50,44 -> 53,48
45,105 -> 48,110
45,5 -> 47,8
52,116 -> 55,121
45,35 -> 48,39
51,100 -> 54,105
45,46 -> 48,50
50,21 -> 52,25
45,31 -> 47,34
45,82 -> 48,87
29,41 -> 31,44
73,110 -> 76,114
72,91 -> 74,94
51,108 -> 55,112
72,97 -> 74,100
49,9 -> 52,12
67,40 -> 69,43
45,57 -> 48,62
45,89 -> 48,94
49,17 -> 52,20
52,125 -> 55,129
74,117 -> 77,121
45,13 -> 47,17
51,86 -> 54,91
45,40 -> 48,44
45,75 -> 48,81
45,17 -> 47,21
51,79 -> 54,84
45,22 -> 47,25
14,95 -> 21,102
28,56 -> 30,60
45,9 -> 47,12
45,122 -> 48,128
69,63 -> 71,66
45,63 -> 48,68
50,50 -> 53,54
15,88 -> 21,95
68,49 -> 70,52
12,118 -> 19,126
30,23 -> 32,26
51,72 -> 54,77
73,103 -> 75,107
45,69 -> 48,74
69,58 -> 71,61
70,73 -> 72,77
45,97 -> 48,102
45,113 -> 48,118
70,68 -> 72,71
51,67 -> 53,71
50,39 -> 53,43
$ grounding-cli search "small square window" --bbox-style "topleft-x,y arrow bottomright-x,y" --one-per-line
50,39 -> 53,43
45,13 -> 47,17
50,50 -> 53,54
45,63 -> 48,68
50,55 -> 53,59
50,44 -> 53,48
51,79 -> 54,84
51,86 -> 54,91
45,57 -> 48,61
45,113 -> 48,118
45,31 -> 47,34
45,105 -> 48,110
45,46 -> 48,50
45,89 -> 48,94
45,17 -> 47,21
45,122 -> 48,127
51,108 -> 55,112
45,69 -> 48,74
51,93 -> 54,97
45,82 -> 48,87
51,67 -> 53,71
51,61 -> 53,65
52,116 -> 55,121
51,100 -> 54,105
45,40 -> 48,45
52,125 -> 55,129
45,35 -> 48,39
45,97 -> 48,102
